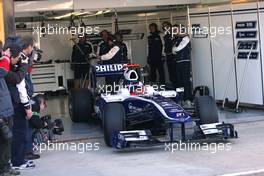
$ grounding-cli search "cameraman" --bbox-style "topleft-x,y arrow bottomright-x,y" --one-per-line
0,43 -> 21,176
5,36 -> 35,170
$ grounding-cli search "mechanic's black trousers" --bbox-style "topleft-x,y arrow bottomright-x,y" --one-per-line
149,61 -> 165,85
166,54 -> 176,83
0,117 -> 12,174
175,61 -> 193,101
11,104 -> 28,167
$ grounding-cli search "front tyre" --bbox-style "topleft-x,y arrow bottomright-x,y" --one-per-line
103,103 -> 125,147
195,96 -> 219,124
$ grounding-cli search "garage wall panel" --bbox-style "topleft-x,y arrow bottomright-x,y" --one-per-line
232,7 -> 263,105
258,2 -> 264,105
190,15 -> 214,96
210,12 -> 237,101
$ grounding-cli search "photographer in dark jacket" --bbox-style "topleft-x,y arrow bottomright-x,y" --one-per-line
5,36 -> 35,170
147,23 -> 165,85
0,43 -> 22,176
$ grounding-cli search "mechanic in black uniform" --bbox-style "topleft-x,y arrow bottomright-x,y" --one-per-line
162,21 -> 176,84
147,23 -> 165,85
114,32 -> 129,63
71,34 -> 94,88
172,24 -> 193,106
98,34 -> 123,90
97,30 -> 110,60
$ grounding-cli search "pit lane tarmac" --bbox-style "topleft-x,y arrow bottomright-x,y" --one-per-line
21,95 -> 264,176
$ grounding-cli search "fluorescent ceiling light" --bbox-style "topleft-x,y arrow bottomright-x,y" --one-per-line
53,11 -> 92,19
137,12 -> 159,17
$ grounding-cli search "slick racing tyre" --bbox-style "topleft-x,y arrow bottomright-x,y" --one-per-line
68,88 -> 93,122
103,103 -> 125,147
195,96 -> 219,124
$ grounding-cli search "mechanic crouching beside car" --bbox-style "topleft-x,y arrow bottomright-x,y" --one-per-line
172,24 -> 193,107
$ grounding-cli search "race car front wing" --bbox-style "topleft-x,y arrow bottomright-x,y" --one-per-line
111,122 -> 238,149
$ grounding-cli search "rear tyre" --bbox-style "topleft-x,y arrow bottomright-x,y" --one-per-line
68,88 -> 93,122
195,96 -> 219,124
103,103 -> 125,147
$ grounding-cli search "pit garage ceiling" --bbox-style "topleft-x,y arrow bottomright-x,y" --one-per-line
14,0 -> 200,13
14,0 -> 257,14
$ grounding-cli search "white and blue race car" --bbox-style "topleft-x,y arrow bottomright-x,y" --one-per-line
68,63 -> 237,149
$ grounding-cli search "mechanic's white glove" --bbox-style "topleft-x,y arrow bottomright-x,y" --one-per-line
89,53 -> 96,58
172,46 -> 178,55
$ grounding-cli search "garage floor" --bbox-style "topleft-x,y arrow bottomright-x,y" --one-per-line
21,95 -> 264,176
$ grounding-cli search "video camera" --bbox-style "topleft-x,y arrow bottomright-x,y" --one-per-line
41,115 -> 64,135
33,115 -> 64,146
31,47 -> 43,63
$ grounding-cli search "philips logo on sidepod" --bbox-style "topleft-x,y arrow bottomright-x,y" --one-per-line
96,64 -> 124,73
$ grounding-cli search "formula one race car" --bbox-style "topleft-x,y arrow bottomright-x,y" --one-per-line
68,63 -> 238,149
